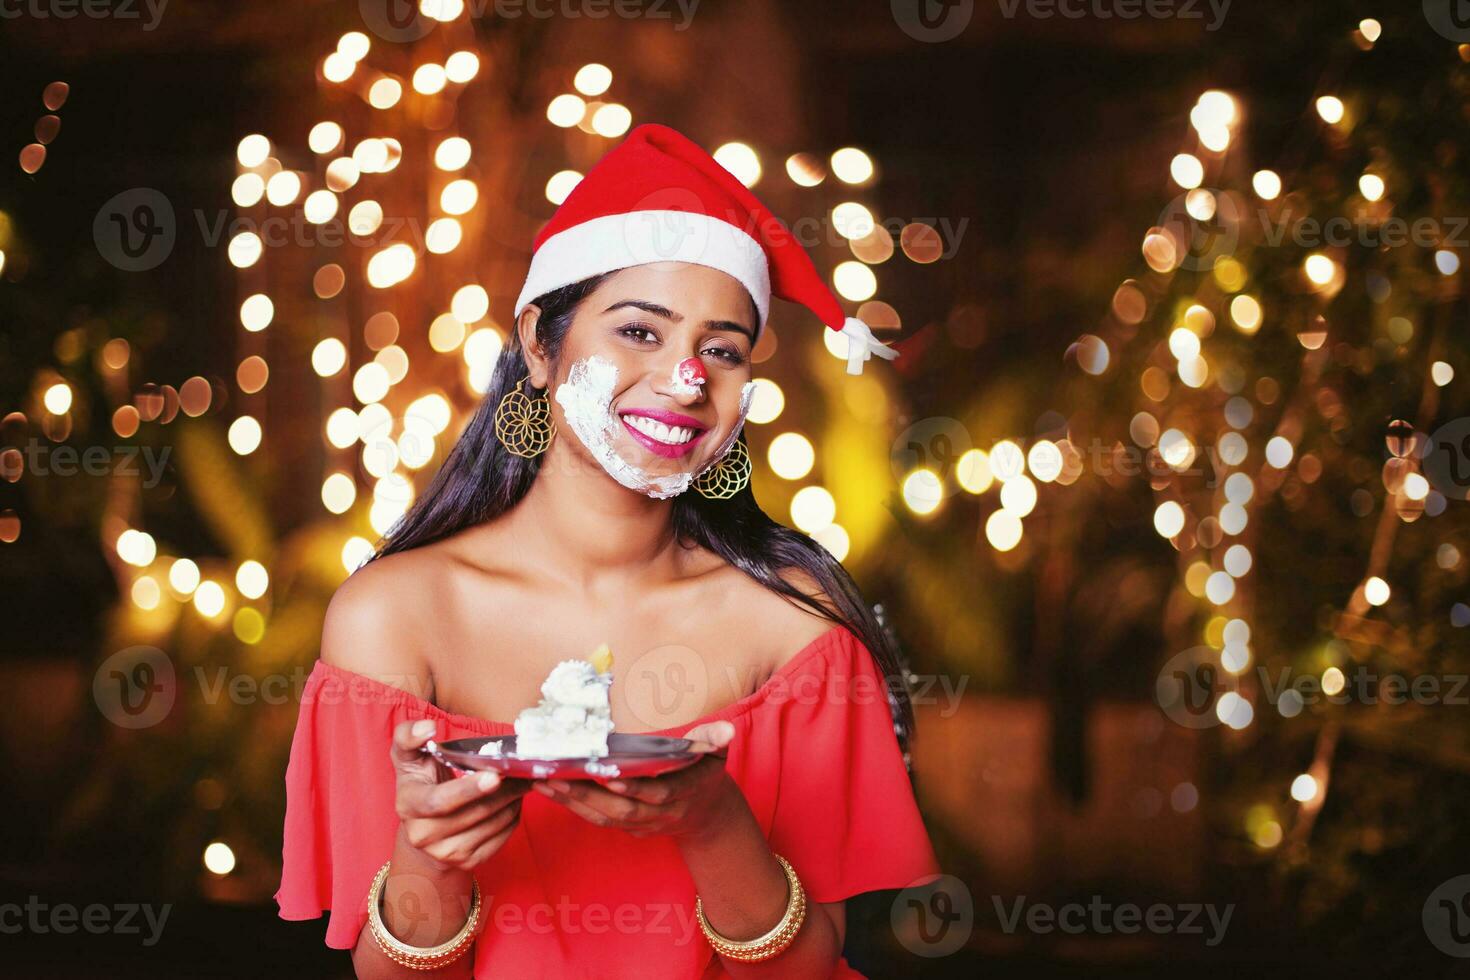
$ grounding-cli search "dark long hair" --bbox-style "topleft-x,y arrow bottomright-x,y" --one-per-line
370,275 -> 915,755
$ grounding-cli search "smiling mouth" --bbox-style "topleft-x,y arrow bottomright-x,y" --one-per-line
618,413 -> 701,446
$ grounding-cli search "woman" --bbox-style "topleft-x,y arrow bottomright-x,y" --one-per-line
275,124 -> 939,978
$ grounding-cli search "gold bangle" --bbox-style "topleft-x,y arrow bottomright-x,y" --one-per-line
367,860 -> 483,971
695,853 -> 808,962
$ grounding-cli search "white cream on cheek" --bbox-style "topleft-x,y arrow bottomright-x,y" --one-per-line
553,355 -> 755,500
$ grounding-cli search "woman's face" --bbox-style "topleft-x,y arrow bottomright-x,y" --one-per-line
531,262 -> 759,498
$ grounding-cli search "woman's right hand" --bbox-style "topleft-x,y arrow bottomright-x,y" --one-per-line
392,719 -> 531,873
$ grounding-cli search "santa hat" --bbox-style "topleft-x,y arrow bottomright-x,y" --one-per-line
512,123 -> 899,375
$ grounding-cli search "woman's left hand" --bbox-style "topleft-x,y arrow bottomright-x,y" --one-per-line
531,720 -> 738,841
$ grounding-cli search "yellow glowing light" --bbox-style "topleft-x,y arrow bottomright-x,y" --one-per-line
791,486 -> 837,532
337,31 -> 370,61
131,575 -> 162,610
747,379 -> 784,424
434,136 -> 471,171
425,217 -> 462,254
236,560 -> 269,600
989,440 -> 1026,481
902,469 -> 943,515
464,329 -> 503,393
1315,96 -> 1345,125
238,294 -> 273,333
999,474 -> 1037,517
429,313 -> 467,353
440,178 -> 478,215
228,416 -> 262,455
768,432 -> 815,480
832,202 -> 875,241
1252,169 -> 1281,200
830,147 -> 874,185
1154,500 -> 1185,538
1230,294 -> 1262,333
1436,250 -> 1461,276
574,63 -> 613,96
368,77 -> 403,110
115,529 -> 157,567
832,261 -> 877,301
348,200 -> 383,237
365,243 -> 416,288
956,449 -> 993,494
1363,576 -> 1390,607
203,841 -> 236,876
323,51 -> 355,83
353,363 -> 391,404
352,138 -> 389,174
43,382 -> 73,415
1358,173 -> 1385,202
1170,154 -> 1204,190
985,509 -> 1023,551
322,472 -> 357,514
591,103 -> 632,138
1303,253 -> 1337,286
408,394 -> 452,434
714,142 -> 761,187
236,134 -> 270,168
812,523 -> 850,561
1290,773 -> 1319,804
303,189 -> 338,224
342,536 -> 374,572
451,284 -> 490,323
194,580 -> 226,618
169,558 -> 200,595
421,0 -> 463,22
265,170 -> 301,206
547,94 -> 587,128
312,338 -> 347,378
308,121 -> 343,155
1168,326 -> 1201,360
445,51 -> 479,83
413,64 -> 447,95
325,156 -> 359,192
1321,666 -> 1346,696
545,170 -> 582,205
785,153 -> 826,187
231,173 -> 265,207
228,232 -> 263,268
326,408 -> 358,448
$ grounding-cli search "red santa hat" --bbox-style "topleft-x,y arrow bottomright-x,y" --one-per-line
512,123 -> 900,375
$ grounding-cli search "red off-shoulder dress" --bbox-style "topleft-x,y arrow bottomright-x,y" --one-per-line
274,624 -> 941,978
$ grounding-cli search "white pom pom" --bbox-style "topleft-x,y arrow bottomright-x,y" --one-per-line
839,317 -> 900,375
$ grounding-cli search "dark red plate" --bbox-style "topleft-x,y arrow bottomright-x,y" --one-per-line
422,733 -> 722,781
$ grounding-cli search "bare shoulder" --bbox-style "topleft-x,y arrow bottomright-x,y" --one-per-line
700,561 -> 842,672
320,547 -> 444,698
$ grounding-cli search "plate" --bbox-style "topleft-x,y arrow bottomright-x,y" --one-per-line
422,733 -> 722,781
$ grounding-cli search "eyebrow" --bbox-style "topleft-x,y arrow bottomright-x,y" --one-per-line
602,299 -> 755,343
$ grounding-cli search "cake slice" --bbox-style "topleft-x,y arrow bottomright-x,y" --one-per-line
499,644 -> 615,760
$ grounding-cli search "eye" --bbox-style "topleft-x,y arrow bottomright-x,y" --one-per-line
617,323 -> 659,345
702,344 -> 746,366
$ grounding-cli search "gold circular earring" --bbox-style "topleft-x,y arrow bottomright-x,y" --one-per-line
693,438 -> 752,499
494,377 -> 556,458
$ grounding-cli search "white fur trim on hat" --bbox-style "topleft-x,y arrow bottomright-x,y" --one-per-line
512,210 -> 772,333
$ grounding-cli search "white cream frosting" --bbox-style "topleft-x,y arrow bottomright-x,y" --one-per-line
553,354 -> 755,500
504,659 -> 615,760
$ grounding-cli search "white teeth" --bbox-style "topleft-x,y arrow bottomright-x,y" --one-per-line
621,414 -> 695,445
